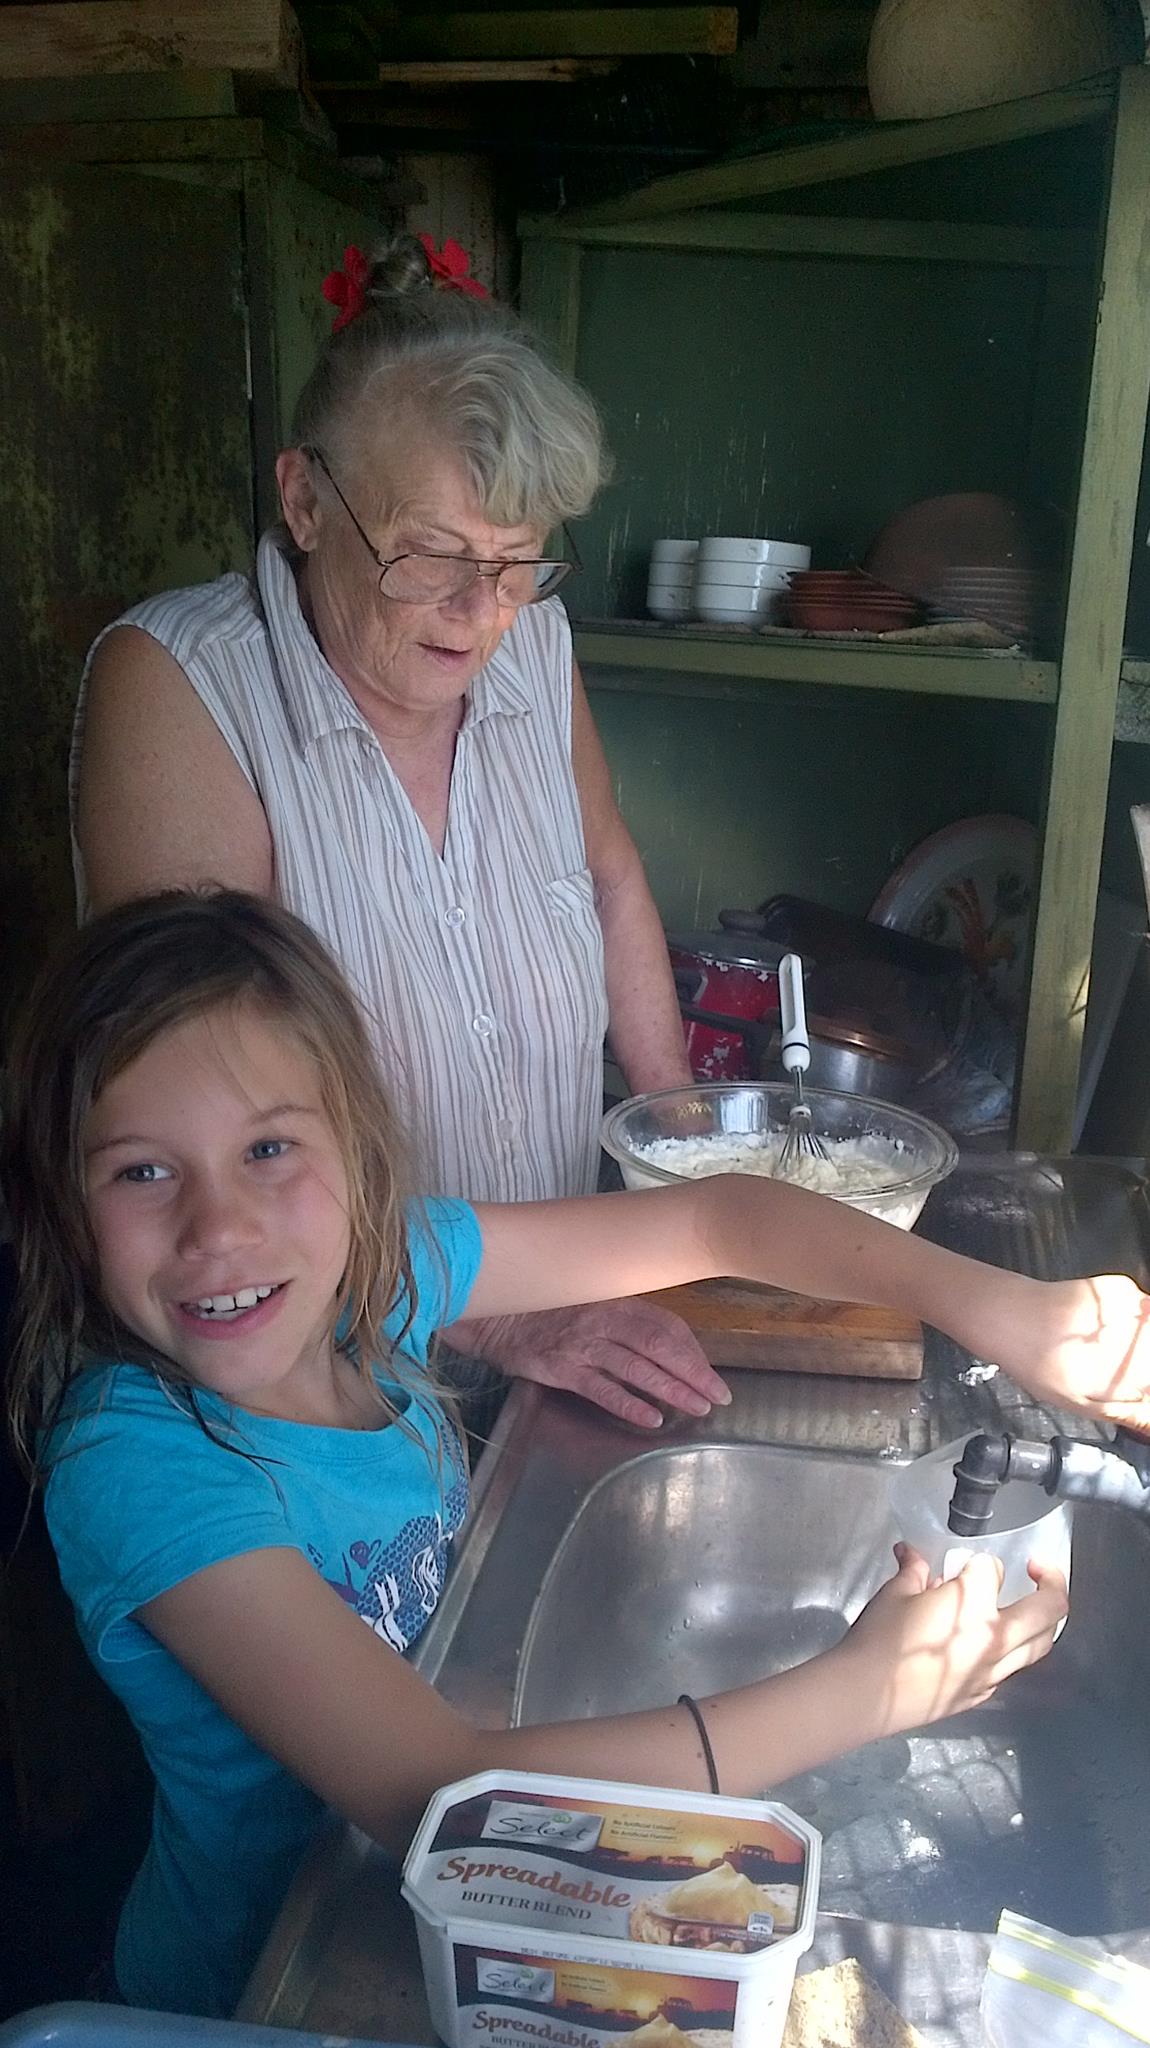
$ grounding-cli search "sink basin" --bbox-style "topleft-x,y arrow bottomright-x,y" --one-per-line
512,1442 -> 1150,1935
239,1161 -> 1150,2044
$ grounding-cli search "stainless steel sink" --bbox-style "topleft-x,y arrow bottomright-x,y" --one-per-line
241,1164 -> 1150,2047
512,1440 -> 1150,1936
515,1443 -> 891,1715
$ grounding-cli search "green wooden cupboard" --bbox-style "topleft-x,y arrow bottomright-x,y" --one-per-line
0,105 -> 392,1015
521,69 -> 1150,1153
0,107 -> 399,1864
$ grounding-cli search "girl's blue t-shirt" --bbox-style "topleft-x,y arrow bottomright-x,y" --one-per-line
44,1197 -> 482,2020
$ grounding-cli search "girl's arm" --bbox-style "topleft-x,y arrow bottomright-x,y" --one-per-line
466,1177 -> 1150,1423
140,1540 -> 1063,1861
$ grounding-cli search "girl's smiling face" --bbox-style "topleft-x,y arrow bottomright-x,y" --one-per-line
84,1006 -> 353,1418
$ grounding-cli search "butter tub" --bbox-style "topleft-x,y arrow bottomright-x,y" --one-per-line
401,1771 -> 821,2048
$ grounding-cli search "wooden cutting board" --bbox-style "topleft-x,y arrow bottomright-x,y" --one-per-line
645,1279 -> 923,1379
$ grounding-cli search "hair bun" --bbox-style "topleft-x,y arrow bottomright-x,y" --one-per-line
367,235 -> 434,299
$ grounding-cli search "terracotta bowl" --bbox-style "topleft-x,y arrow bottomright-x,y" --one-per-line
788,596 -> 918,633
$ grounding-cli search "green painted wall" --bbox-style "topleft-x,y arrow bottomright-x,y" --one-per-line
588,678 -> 1045,929
569,244 -> 1060,621
561,134 -> 1105,942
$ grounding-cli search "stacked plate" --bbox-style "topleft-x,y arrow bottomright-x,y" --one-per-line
786,568 -> 919,634
692,535 -> 811,626
926,566 -> 1044,643
646,538 -> 698,621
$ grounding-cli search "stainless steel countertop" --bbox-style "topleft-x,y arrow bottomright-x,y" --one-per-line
238,1155 -> 1150,2048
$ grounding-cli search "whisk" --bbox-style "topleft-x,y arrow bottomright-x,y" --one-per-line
778,952 -> 829,1174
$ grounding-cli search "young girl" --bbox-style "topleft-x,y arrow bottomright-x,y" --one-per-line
4,890 -> 1142,2020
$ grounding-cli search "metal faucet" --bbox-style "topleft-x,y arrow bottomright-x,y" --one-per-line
947,1425 -> 1150,1534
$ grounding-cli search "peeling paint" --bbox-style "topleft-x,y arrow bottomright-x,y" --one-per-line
1,160 -> 252,1006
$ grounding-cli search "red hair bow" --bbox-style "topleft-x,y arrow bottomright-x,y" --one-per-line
323,245 -> 370,333
418,234 -> 489,299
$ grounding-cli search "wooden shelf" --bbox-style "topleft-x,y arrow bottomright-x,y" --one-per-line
522,68 -> 1150,1152
521,210 -> 1091,270
556,77 -> 1115,226
572,621 -> 1059,703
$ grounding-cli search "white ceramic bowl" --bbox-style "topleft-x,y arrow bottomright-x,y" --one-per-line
648,595 -> 694,621
650,537 -> 698,565
698,537 -> 811,568
692,564 -> 791,595
693,576 -> 778,600
693,582 -> 780,624
695,599 -> 767,626
647,565 -> 695,591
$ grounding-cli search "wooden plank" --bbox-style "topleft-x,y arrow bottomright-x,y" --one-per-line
1014,68 -> 1150,1152
644,1280 -> 924,1379
559,77 -> 1115,224
0,67 -> 239,123
242,160 -> 281,535
0,115 -> 268,162
0,0 -> 301,86
388,8 -> 738,60
520,207 -> 1091,271
373,59 -> 617,86
572,624 -> 1059,703
0,110 -> 401,208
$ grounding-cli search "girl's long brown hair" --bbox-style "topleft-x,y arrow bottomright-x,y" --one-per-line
2,890 -> 436,1476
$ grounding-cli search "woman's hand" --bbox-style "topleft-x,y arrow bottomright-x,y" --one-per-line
835,1544 -> 1067,1738
449,1302 -> 731,1429
1011,1275 -> 1150,1432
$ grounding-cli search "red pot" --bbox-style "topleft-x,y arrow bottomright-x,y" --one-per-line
667,932 -> 783,1080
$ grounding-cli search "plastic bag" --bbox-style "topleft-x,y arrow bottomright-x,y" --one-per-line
982,1911 -> 1150,2045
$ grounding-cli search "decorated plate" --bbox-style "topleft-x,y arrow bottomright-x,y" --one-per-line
869,814 -> 1037,1019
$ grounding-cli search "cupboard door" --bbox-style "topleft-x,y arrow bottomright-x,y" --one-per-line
0,158 -> 253,1006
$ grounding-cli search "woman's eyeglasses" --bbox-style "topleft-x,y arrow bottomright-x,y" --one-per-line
302,446 -> 579,606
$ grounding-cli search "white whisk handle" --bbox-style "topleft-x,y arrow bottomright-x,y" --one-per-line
778,952 -> 811,1075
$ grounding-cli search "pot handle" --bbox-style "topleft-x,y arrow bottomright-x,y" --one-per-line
673,966 -> 708,1007
717,906 -> 768,935
678,1001 -> 774,1076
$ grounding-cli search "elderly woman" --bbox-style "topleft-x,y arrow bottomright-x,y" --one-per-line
72,234 -> 724,1429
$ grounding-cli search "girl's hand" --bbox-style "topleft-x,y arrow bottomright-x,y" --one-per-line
1018,1275 -> 1150,1431
836,1544 -> 1067,1738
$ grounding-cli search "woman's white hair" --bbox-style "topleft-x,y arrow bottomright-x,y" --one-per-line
291,236 -> 608,534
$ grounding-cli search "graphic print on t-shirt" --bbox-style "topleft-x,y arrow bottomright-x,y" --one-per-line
325,1472 -> 469,1651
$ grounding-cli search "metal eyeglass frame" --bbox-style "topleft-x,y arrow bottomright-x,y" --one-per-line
302,445 -> 580,604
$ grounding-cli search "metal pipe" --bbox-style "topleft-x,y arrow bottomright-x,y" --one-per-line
947,1426 -> 1150,1533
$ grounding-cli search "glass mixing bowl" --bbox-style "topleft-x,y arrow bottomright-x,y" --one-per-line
601,1081 -> 958,1230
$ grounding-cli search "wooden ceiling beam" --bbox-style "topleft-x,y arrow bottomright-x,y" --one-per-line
377,9 -> 739,60
0,0 -> 301,85
371,58 -> 618,86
